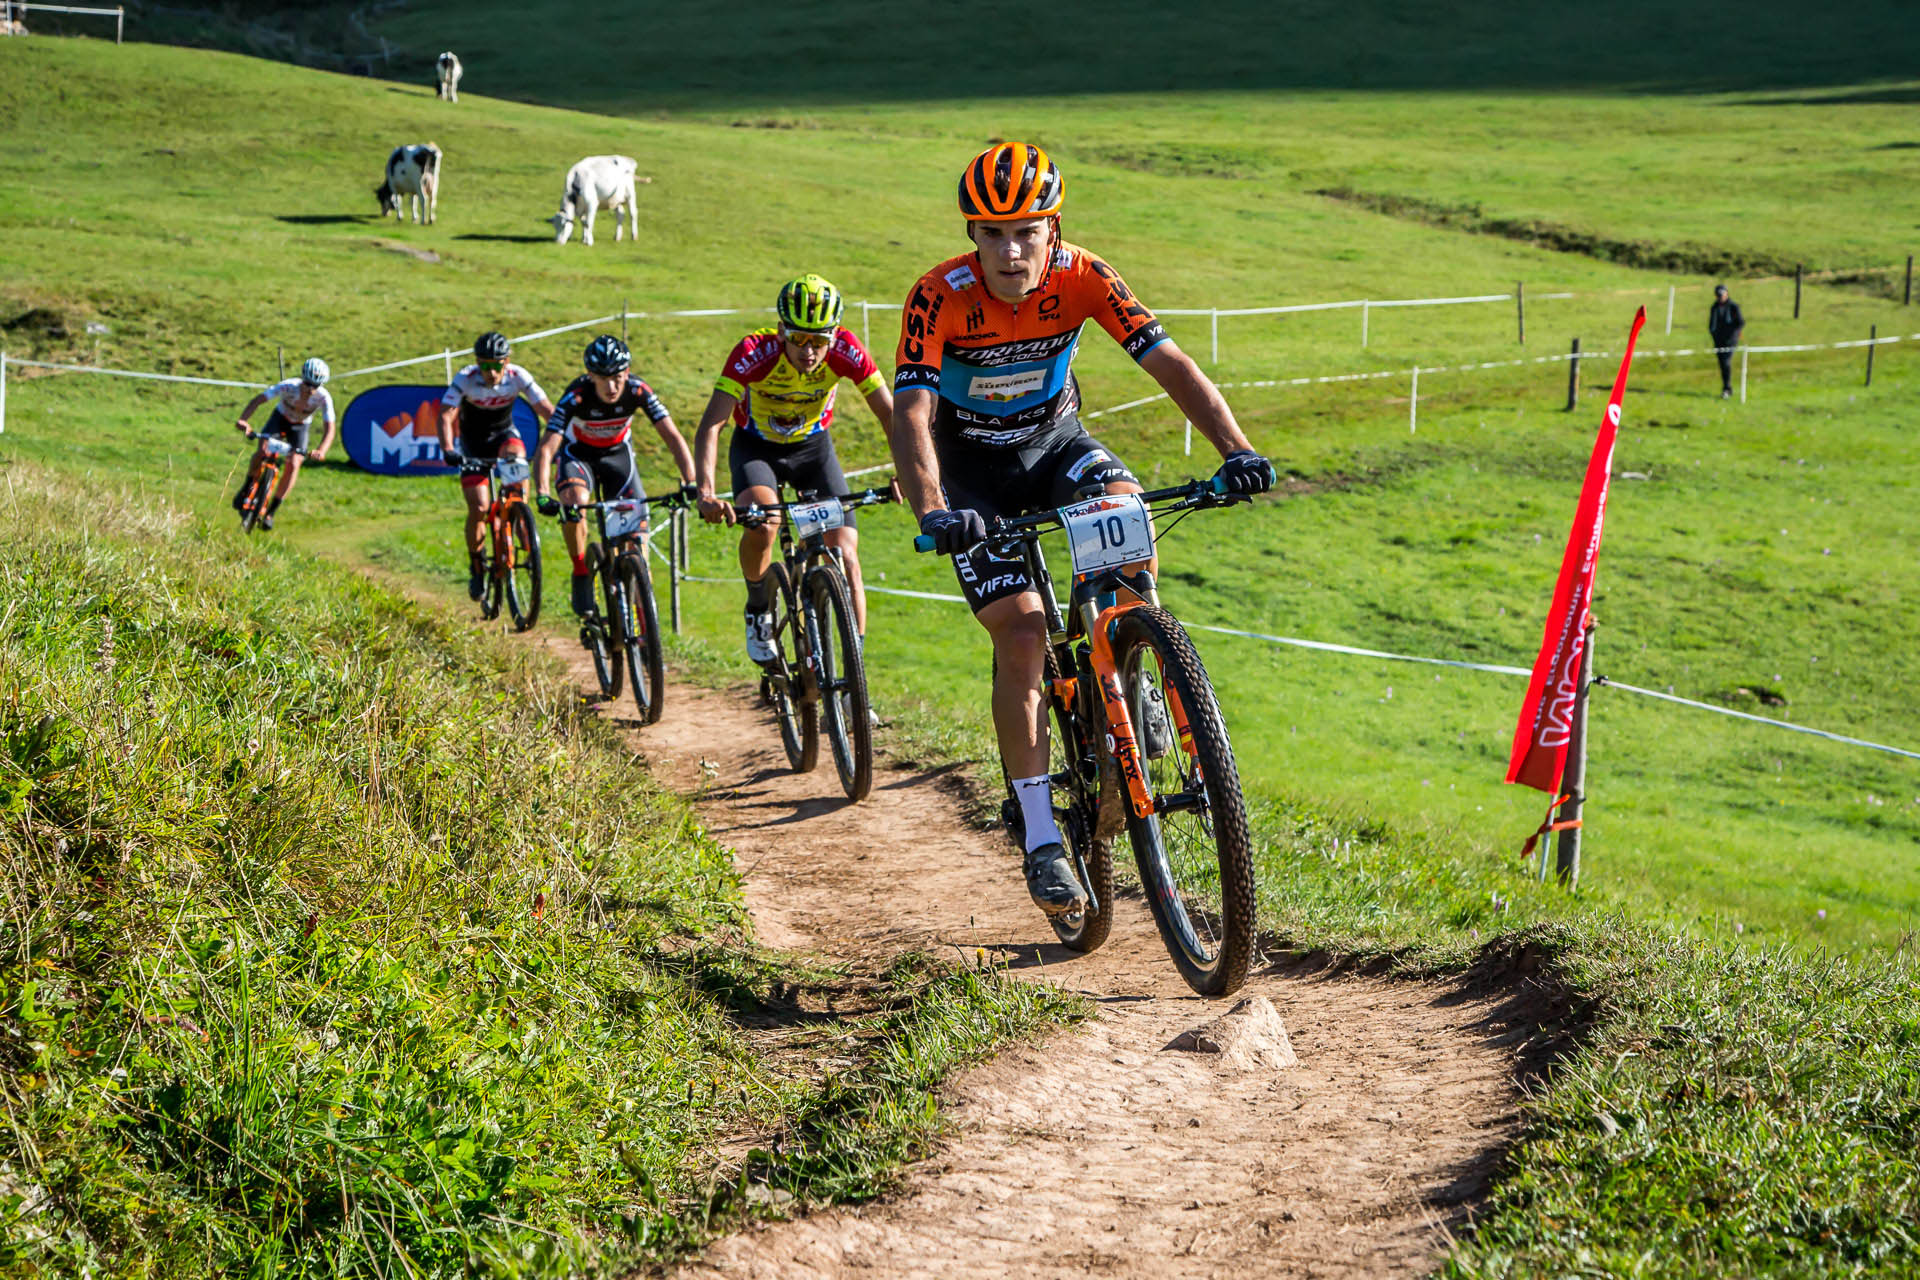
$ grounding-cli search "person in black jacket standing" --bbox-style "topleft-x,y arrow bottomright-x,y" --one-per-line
1709,285 -> 1745,398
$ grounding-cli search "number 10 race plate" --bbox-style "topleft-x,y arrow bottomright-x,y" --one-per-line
789,499 -> 845,539
1062,492 -> 1154,577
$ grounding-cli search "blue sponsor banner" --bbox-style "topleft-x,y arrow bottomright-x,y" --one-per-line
340,385 -> 540,476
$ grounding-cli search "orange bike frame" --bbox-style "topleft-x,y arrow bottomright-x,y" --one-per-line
487,480 -> 526,573
1071,595 -> 1198,821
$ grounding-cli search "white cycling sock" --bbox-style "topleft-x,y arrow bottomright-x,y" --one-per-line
1012,774 -> 1063,853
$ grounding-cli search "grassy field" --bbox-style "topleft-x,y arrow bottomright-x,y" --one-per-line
3,28 -> 1919,1276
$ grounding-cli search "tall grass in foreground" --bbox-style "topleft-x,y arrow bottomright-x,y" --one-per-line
0,468 -> 1075,1277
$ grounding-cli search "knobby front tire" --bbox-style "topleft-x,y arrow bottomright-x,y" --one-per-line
766,562 -> 818,775
806,563 -> 871,801
505,502 -> 542,632
239,470 -> 271,534
619,552 -> 666,725
1112,606 -> 1256,997
596,546 -> 626,701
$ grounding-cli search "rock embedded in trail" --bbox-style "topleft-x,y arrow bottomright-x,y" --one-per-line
1163,995 -> 1299,1071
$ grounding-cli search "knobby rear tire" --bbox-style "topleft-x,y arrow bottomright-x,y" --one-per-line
767,562 -> 818,774
505,502 -> 542,632
806,563 -> 871,801
1112,606 -> 1256,998
619,551 -> 666,725
994,648 -> 1114,954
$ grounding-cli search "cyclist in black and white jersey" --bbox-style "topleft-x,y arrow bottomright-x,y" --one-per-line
534,335 -> 697,617
231,356 -> 337,530
438,331 -> 557,599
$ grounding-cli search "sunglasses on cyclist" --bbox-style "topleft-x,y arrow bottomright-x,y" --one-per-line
477,358 -> 507,371
783,330 -> 832,351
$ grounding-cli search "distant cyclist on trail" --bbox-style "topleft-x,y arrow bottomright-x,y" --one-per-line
231,357 -> 337,531
439,331 -> 557,600
889,141 -> 1273,919
535,334 -> 698,617
693,274 -> 895,665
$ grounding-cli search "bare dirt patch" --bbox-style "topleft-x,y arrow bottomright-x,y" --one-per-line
562,652 -> 1539,1279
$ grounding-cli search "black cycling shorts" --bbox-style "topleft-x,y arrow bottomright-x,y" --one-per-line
557,441 -> 647,514
258,409 -> 310,454
727,428 -> 857,529
936,417 -> 1138,614
458,416 -> 521,460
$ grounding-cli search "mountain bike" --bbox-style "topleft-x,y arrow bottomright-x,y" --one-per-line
915,472 -> 1269,997
738,487 -> 893,801
550,490 -> 688,724
237,431 -> 305,534
460,455 -> 541,631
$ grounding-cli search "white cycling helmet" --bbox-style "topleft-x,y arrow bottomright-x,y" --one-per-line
300,357 -> 330,386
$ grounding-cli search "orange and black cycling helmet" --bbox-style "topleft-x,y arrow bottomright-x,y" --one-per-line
958,142 -> 1064,221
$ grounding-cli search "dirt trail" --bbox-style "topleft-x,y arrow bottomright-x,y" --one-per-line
567,647 -> 1536,1279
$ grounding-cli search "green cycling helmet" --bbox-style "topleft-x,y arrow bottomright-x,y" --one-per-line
776,273 -> 845,333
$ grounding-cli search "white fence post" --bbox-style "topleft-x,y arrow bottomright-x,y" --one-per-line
1210,308 -> 1219,365
116,4 -> 122,42
1361,300 -> 1370,347
1,350 -> 8,435
1665,285 -> 1675,335
443,349 -> 454,383
1740,349 -> 1749,403
1409,366 -> 1418,432
1183,419 -> 1192,456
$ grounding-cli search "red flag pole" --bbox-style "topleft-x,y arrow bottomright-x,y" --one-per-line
1507,308 -> 1646,880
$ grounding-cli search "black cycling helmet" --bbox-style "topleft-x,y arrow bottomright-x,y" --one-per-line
474,331 -> 511,361
583,334 -> 631,375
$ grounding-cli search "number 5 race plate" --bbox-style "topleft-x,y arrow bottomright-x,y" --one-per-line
604,501 -> 645,538
1062,492 -> 1154,577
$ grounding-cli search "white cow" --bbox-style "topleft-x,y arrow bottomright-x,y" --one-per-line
435,52 -> 462,102
548,155 -> 652,246
375,143 -> 442,225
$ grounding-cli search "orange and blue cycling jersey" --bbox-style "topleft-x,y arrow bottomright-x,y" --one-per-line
894,242 -> 1169,448
714,325 -> 884,445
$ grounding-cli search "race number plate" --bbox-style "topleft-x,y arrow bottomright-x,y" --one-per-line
604,501 -> 645,538
1062,492 -> 1154,577
789,499 -> 845,539
260,436 -> 293,457
492,459 -> 530,486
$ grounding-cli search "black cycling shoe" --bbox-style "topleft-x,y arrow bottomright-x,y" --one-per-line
467,566 -> 485,600
259,512 -> 275,532
1023,842 -> 1087,917
1140,683 -> 1174,760
570,574 -> 596,617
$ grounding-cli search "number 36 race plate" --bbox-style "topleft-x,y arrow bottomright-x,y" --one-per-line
789,499 -> 845,539
1062,492 -> 1154,577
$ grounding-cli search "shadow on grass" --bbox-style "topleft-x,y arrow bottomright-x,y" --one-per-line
452,233 -> 552,244
276,214 -> 370,225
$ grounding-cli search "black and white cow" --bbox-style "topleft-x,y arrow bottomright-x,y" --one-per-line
375,143 -> 442,225
435,52 -> 462,102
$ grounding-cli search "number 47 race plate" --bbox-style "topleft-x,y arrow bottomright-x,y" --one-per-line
1062,492 -> 1154,577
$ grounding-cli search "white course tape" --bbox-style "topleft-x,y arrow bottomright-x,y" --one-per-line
0,357 -> 261,390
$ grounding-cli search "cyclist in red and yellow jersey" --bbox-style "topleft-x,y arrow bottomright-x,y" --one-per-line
694,274 -> 894,665
890,142 -> 1274,918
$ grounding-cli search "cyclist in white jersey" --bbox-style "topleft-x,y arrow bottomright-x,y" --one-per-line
437,331 -> 557,600
232,357 -> 337,530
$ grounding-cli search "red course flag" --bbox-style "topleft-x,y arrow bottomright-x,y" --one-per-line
1505,307 -> 1647,793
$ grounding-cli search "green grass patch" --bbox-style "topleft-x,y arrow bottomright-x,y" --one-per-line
0,466 -> 1073,1277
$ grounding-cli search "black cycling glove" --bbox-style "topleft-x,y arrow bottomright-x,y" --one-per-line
443,446 -> 465,467
920,508 -> 988,555
537,495 -> 561,517
1215,450 -> 1274,495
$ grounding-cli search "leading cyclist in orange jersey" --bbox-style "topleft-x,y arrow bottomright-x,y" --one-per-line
890,142 -> 1274,918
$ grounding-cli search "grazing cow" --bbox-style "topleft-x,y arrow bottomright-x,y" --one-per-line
375,143 -> 442,225
548,155 -> 652,246
435,51 -> 462,102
